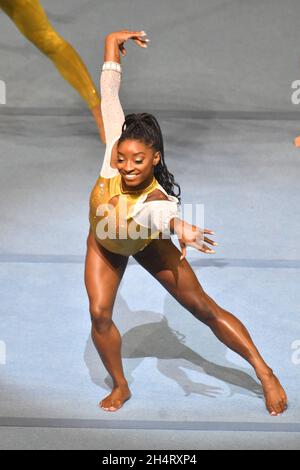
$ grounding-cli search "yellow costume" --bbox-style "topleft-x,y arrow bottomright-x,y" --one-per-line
0,0 -> 100,110
89,62 -> 180,256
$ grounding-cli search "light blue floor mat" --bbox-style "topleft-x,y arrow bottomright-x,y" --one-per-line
1,115 -> 300,448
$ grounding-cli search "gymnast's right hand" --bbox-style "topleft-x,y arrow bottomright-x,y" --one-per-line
106,30 -> 149,56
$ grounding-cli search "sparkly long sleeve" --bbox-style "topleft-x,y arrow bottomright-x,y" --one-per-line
131,191 -> 181,235
134,200 -> 180,235
99,63 -> 125,178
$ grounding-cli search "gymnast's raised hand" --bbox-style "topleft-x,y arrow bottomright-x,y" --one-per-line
105,29 -> 150,56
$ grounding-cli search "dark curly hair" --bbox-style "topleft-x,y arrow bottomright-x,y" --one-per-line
118,113 -> 181,204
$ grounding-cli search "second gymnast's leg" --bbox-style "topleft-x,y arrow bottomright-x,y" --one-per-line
0,0 -> 106,143
133,237 -> 288,416
84,229 -> 130,411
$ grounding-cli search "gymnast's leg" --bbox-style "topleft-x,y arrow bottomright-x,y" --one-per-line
84,229 -> 130,411
133,237 -> 288,416
0,0 -> 105,142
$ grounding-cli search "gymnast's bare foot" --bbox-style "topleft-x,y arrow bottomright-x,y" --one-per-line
257,370 -> 288,416
99,383 -> 131,412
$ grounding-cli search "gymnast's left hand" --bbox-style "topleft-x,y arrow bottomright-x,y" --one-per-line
173,219 -> 218,260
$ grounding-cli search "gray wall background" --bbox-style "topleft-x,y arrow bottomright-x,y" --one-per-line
0,0 -> 299,114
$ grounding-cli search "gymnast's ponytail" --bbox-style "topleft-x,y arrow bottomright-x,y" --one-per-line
118,113 -> 181,204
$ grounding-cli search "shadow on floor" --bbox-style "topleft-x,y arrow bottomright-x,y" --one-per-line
84,293 -> 263,401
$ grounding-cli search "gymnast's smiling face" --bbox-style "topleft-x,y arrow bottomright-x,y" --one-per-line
117,139 -> 161,189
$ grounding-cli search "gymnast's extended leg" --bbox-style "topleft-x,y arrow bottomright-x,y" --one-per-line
84,229 -> 131,411
133,237 -> 288,416
0,0 -> 106,142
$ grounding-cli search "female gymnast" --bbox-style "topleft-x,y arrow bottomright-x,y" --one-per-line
85,29 -> 288,416
0,0 -> 106,143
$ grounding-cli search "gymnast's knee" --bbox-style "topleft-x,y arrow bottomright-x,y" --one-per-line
89,305 -> 113,333
190,291 -> 219,324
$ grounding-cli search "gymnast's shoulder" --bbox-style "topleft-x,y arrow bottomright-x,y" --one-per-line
145,188 -> 170,202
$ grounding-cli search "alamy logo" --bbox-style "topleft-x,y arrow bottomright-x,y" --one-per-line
0,340 -> 6,365
291,80 -> 300,105
93,199 -> 205,242
0,80 -> 6,104
291,339 -> 300,365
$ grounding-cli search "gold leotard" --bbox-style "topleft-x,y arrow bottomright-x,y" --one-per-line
89,172 -> 163,256
89,62 -> 180,256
